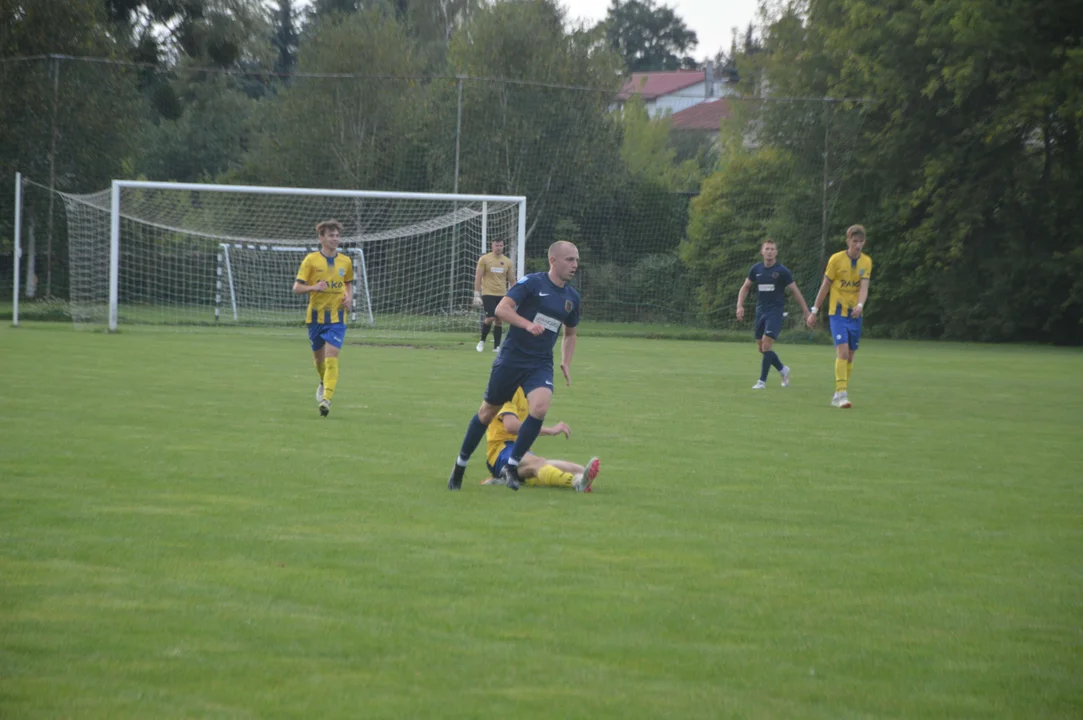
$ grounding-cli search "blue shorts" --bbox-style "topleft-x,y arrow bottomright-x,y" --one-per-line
483,359 -> 554,406
308,322 -> 346,351
754,310 -> 783,340
829,315 -> 862,351
488,441 -> 516,476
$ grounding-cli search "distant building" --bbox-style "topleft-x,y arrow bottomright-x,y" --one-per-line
669,98 -> 733,143
616,62 -> 735,118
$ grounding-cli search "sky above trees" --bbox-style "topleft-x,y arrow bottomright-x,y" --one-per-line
566,0 -> 757,62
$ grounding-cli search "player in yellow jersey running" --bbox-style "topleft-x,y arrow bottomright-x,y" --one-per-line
293,219 -> 354,417
480,387 -> 600,492
807,224 -> 872,408
472,238 -> 516,352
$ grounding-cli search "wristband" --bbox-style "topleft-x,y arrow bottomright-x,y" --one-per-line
855,303 -> 863,309
810,307 -> 818,314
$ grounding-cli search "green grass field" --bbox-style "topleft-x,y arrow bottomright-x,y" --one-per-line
1,323 -> 1081,719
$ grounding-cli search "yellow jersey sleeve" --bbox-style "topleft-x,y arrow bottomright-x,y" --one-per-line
296,254 -> 316,285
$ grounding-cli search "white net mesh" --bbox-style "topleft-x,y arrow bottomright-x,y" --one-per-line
59,184 -> 522,332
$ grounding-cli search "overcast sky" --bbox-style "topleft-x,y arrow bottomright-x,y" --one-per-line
564,0 -> 760,62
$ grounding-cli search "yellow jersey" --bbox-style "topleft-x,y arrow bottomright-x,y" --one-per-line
486,387 -> 528,468
477,252 -> 514,296
824,250 -> 872,317
296,251 -> 355,324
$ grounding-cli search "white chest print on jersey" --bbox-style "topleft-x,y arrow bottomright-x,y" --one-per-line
538,292 -> 550,296
490,267 -> 504,273
533,312 -> 562,333
758,284 -> 775,292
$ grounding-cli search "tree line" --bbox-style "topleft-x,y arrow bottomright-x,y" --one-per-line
1,0 -> 1080,343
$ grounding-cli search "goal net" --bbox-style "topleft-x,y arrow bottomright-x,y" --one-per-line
57,181 -> 525,333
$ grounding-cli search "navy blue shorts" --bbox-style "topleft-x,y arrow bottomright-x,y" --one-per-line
754,310 -> 783,340
308,322 -> 346,351
488,441 -> 516,476
483,359 -> 554,406
829,315 -> 862,351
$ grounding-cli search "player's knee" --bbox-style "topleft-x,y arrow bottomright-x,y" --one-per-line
477,402 -> 499,423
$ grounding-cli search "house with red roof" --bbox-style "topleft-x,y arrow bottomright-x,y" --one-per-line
616,62 -> 734,118
669,98 -> 733,141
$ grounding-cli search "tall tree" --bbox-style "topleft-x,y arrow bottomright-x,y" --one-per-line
272,0 -> 300,76
815,0 -> 1083,341
448,0 -> 623,253
240,7 -> 429,191
104,0 -> 271,68
1,0 -> 142,295
602,0 -> 698,72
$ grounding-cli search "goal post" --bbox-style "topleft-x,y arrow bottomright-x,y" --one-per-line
57,180 -> 526,333
12,172 -> 22,327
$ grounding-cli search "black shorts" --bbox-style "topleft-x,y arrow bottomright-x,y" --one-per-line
482,295 -> 503,318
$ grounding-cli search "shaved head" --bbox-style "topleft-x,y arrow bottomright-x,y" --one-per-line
548,240 -> 575,258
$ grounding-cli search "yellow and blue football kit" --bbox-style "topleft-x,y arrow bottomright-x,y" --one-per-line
824,249 -> 872,393
825,250 -> 872,320
483,387 -> 578,489
486,388 -> 527,473
297,250 -> 354,407
297,251 -> 354,327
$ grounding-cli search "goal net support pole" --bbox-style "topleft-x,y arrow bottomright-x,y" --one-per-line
12,172 -> 22,327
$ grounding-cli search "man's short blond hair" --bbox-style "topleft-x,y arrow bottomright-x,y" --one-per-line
846,224 -> 866,240
316,219 -> 343,236
548,240 -> 576,257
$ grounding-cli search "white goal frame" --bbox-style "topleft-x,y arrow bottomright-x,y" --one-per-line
97,180 -> 527,332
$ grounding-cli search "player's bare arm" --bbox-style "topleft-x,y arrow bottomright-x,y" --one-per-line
808,275 -> 832,328
472,263 -> 485,307
560,324 -> 577,386
292,279 -> 327,294
501,413 -> 570,439
852,278 -> 870,318
787,281 -> 812,320
495,296 -> 543,336
736,278 -> 753,321
341,283 -> 353,308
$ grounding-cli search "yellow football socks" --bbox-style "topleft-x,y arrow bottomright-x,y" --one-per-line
835,357 -> 848,392
315,359 -> 326,382
527,464 -> 575,488
846,361 -> 854,382
322,357 -> 339,401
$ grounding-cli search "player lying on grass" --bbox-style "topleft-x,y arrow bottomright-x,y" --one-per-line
481,387 -> 600,492
447,240 -> 581,491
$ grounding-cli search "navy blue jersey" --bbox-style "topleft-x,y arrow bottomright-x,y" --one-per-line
500,272 -> 581,364
747,262 -> 793,313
